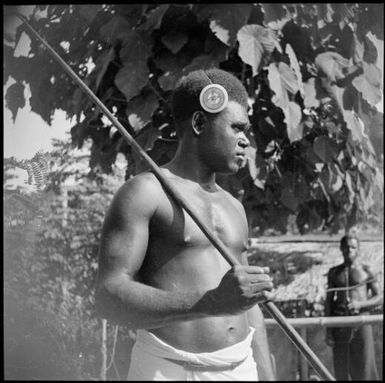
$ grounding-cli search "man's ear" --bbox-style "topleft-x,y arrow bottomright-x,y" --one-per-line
191,111 -> 207,136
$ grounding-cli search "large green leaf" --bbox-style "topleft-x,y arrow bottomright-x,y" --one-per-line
126,91 -> 159,132
284,102 -> 303,143
114,63 -> 149,103
315,4 -> 334,23
119,30 -> 153,64
374,168 -> 384,192
344,171 -> 355,204
245,147 -> 266,189
319,164 -> 343,195
183,54 -> 217,73
135,124 -> 162,152
5,82 -> 25,123
313,136 -> 339,163
294,176 -> 309,202
153,49 -> 190,73
330,165 -> 344,193
303,78 -> 320,109
280,187 -> 299,212
278,62 -> 299,95
114,4 -> 149,28
358,109 -> 383,158
267,62 -> 299,106
77,4 -> 103,23
99,15 -> 130,45
352,63 -> 382,106
158,71 -> 183,91
285,43 -> 304,97
342,110 -> 367,143
161,31 -> 188,54
296,203 -> 324,234
281,20 -> 314,62
197,4 -> 252,47
140,4 -> 170,31
268,63 -> 288,108
204,33 -> 229,63
267,63 -> 302,142
237,24 -> 275,76
315,51 -> 349,82
261,4 -> 287,27
94,47 -> 115,91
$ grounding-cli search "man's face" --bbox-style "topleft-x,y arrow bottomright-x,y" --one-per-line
199,101 -> 250,174
341,238 -> 359,265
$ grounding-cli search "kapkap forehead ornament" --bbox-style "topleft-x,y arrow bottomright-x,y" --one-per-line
199,84 -> 228,113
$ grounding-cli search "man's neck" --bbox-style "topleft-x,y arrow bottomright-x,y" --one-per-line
165,144 -> 216,187
343,259 -> 360,268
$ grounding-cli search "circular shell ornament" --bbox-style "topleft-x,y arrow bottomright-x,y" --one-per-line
199,84 -> 228,113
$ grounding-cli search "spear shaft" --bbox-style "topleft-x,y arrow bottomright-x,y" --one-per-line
16,13 -> 335,381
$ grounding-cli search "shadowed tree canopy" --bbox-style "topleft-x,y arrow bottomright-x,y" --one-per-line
4,3 -> 384,235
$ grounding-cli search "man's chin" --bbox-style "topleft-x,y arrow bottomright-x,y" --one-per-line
217,165 -> 240,175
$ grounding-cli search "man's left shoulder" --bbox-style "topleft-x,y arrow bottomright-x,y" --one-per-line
219,187 -> 245,210
361,262 -> 375,276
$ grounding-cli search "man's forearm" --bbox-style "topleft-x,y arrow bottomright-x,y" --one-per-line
96,277 -> 209,328
360,294 -> 383,311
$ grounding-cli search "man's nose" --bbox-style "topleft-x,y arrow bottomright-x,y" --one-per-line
238,133 -> 250,148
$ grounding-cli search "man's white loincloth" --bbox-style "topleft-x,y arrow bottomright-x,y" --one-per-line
127,327 -> 258,381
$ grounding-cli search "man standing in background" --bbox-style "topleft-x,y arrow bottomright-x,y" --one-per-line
325,232 -> 383,380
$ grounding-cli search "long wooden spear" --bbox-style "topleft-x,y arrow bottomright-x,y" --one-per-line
15,13 -> 335,381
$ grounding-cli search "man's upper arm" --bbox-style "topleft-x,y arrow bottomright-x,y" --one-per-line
364,264 -> 381,297
324,269 -> 335,316
97,174 -> 160,287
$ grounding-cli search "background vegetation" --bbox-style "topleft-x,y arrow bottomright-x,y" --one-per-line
4,3 -> 383,380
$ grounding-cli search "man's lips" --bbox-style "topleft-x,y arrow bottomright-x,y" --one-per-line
235,153 -> 247,166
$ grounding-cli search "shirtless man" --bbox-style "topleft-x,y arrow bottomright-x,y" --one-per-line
95,69 -> 276,380
325,232 -> 383,380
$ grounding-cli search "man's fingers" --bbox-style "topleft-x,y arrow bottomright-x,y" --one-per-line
233,265 -> 270,274
249,281 -> 274,293
247,274 -> 272,283
244,265 -> 270,274
249,290 -> 275,303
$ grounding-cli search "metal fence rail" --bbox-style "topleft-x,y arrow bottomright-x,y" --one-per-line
265,314 -> 383,328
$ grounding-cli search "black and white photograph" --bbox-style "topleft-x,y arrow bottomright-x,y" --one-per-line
4,4 -> 383,381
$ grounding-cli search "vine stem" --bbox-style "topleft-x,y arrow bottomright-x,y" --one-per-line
317,178 -> 331,202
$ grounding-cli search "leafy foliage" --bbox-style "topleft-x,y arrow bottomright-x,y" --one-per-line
4,3 -> 383,234
4,140 -> 133,380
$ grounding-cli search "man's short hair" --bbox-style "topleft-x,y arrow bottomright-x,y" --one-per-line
171,68 -> 248,134
340,232 -> 360,248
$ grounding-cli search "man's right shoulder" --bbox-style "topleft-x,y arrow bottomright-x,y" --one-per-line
119,171 -> 161,193
328,264 -> 344,277
111,172 -> 163,212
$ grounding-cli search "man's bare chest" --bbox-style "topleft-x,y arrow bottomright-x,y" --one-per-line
334,266 -> 369,288
150,186 -> 247,251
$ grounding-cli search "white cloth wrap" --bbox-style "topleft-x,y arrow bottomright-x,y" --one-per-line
127,327 -> 258,381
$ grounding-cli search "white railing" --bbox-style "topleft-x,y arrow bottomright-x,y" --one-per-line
265,314 -> 383,328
